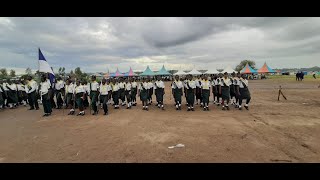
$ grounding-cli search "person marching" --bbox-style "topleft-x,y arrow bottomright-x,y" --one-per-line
65,79 -> 76,115
74,80 -> 86,116
106,79 -> 113,105
185,74 -> 196,111
219,72 -> 232,110
2,79 -> 9,108
147,77 -> 154,105
154,75 -> 165,110
0,81 -> 4,109
89,75 -> 100,115
215,73 -> 223,106
211,75 -> 217,105
82,80 -> 90,109
230,72 -> 237,106
138,78 -> 149,111
238,73 -> 251,110
124,78 -> 132,109
233,73 -> 240,108
6,79 -> 18,109
99,78 -> 109,115
112,79 -> 120,109
172,75 -> 184,110
55,77 -> 64,109
201,74 -> 210,111
118,78 -> 126,106
195,75 -> 203,106
131,78 -> 138,106
25,76 -> 39,110
17,80 -> 27,106
39,75 -> 52,117
46,74 -> 56,109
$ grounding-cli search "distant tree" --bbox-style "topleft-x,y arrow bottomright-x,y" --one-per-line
235,60 -> 256,72
58,67 -> 66,76
0,68 -> 8,79
10,69 -> 16,77
74,67 -> 82,78
25,67 -> 32,75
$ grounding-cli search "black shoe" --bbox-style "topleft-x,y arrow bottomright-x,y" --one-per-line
217,104 -> 220,106
187,109 -> 191,111
28,108 -> 35,110
207,108 -> 209,111
36,107 -> 39,110
146,108 -> 149,111
239,107 -> 242,110
222,107 -> 226,110
176,108 -> 179,110
226,106 -> 230,110
203,108 -> 206,111
162,107 -> 165,110
133,104 -> 136,106
126,107 -> 130,109
43,114 -> 48,117
104,112 -> 108,115
244,106 -> 249,110
92,112 -> 96,115
191,108 -> 195,111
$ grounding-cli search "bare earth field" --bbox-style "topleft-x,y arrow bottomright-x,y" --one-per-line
0,78 -> 319,163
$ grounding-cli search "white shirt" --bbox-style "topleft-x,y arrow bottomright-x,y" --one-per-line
55,80 -> 64,90
99,84 -> 109,95
17,84 -> 25,91
75,85 -> 85,94
2,83 -> 8,91
89,81 -> 99,91
184,80 -> 196,89
195,79 -> 201,87
215,78 -> 221,86
112,83 -> 120,91
7,84 -> 17,91
138,82 -> 148,90
106,84 -> 112,92
154,80 -> 165,89
125,83 -> 132,91
171,80 -> 183,89
118,82 -> 125,89
220,78 -> 232,87
65,83 -> 75,94
82,84 -> 90,94
131,82 -> 138,88
201,80 -> 211,90
26,80 -> 37,93
46,79 -> 51,87
147,82 -> 154,89
40,81 -> 51,95
239,78 -> 249,88
233,77 -> 240,86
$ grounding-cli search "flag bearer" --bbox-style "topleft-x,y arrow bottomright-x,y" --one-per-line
39,75 -> 52,117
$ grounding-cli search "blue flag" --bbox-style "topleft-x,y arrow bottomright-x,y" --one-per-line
38,48 -> 55,85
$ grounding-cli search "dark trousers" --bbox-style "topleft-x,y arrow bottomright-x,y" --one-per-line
100,95 -> 108,113
76,94 -> 84,111
90,91 -> 98,112
50,93 -> 56,108
42,94 -> 52,114
55,90 -> 63,108
155,88 -> 164,105
28,91 -> 39,109
0,92 -> 3,106
215,86 -> 221,103
186,89 -> 195,107
173,88 -> 182,105
113,91 -> 119,105
125,90 -> 131,103
65,93 -> 73,108
239,96 -> 251,106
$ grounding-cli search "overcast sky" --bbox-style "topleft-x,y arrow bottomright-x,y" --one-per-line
0,17 -> 319,74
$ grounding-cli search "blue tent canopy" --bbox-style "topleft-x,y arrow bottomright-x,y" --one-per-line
140,66 -> 155,76
155,65 -> 171,75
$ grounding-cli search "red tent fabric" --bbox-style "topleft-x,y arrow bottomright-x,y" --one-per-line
258,62 -> 276,73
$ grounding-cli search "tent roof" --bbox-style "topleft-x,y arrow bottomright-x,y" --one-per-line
205,68 -> 220,74
222,65 -> 236,74
123,67 -> 137,77
258,62 -> 276,73
188,68 -> 202,75
241,63 -> 257,74
174,69 -> 187,76
156,65 -> 171,75
140,66 -> 155,76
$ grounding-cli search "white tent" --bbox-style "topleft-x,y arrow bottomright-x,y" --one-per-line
205,68 -> 220,74
222,65 -> 236,74
188,68 -> 202,75
174,69 -> 187,76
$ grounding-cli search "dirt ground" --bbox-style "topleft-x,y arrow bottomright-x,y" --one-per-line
0,79 -> 320,163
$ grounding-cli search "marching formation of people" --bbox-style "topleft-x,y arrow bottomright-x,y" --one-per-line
0,72 -> 252,117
